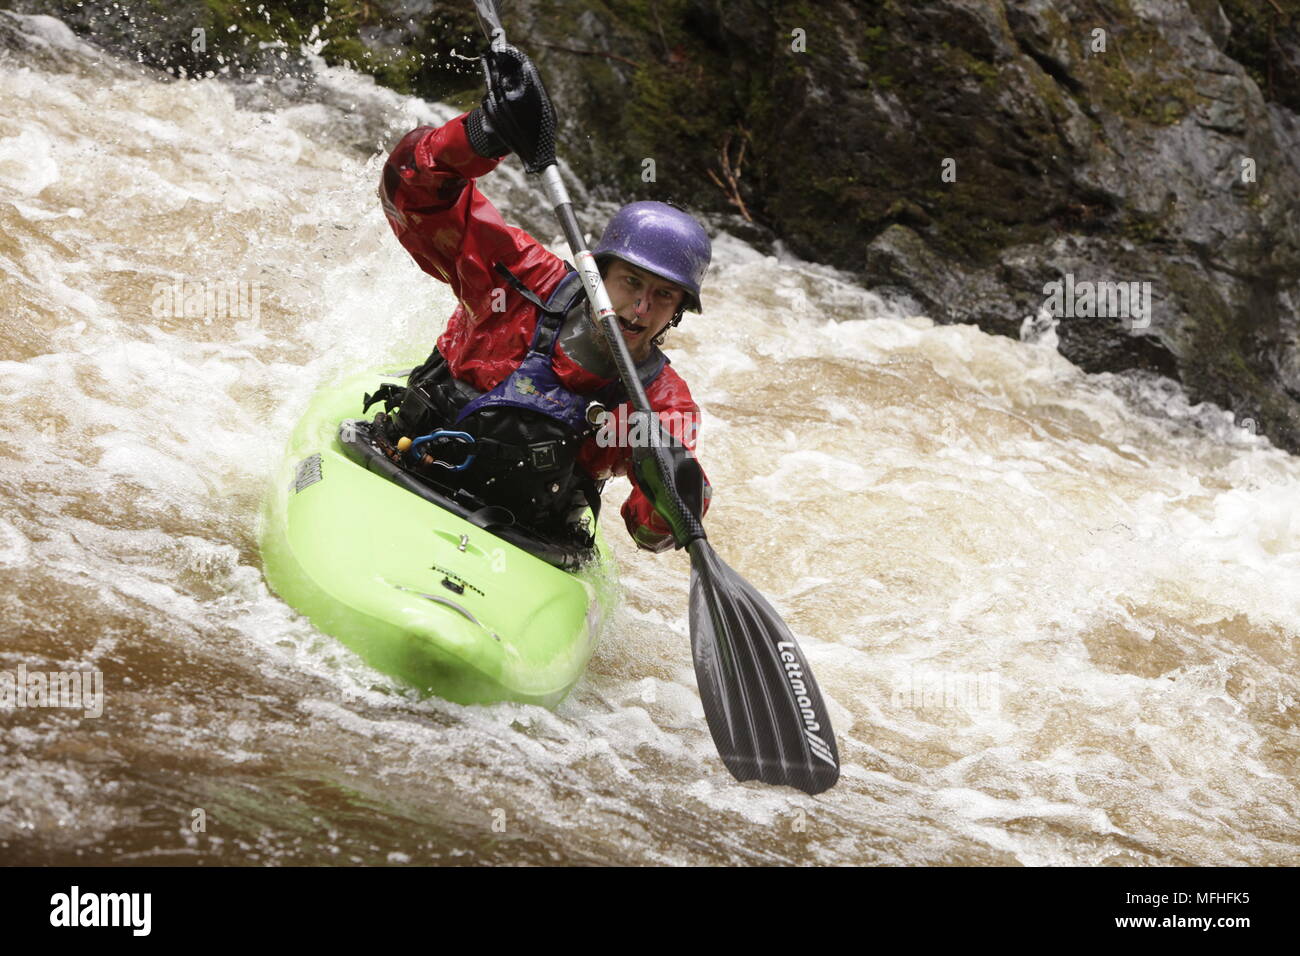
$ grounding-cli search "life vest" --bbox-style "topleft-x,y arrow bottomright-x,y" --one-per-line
365,263 -> 668,534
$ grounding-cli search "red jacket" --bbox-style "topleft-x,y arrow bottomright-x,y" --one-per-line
378,113 -> 711,552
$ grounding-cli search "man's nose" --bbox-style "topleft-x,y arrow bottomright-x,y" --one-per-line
634,295 -> 650,317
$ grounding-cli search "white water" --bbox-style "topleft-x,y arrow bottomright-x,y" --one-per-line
0,11 -> 1296,864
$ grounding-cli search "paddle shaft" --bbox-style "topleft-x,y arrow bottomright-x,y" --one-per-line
538,167 -> 657,417
472,0 -> 508,51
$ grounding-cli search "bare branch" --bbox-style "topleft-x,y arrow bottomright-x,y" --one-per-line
708,126 -> 753,222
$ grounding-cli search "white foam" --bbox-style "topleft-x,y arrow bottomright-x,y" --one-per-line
0,127 -> 59,197
0,13 -> 1297,866
0,518 -> 32,568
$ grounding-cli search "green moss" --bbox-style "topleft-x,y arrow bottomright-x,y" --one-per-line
857,10 -> 910,89
1080,18 -> 1202,126
1122,215 -> 1164,243
937,41 -> 1000,88
1219,0 -> 1300,111
194,1 -> 481,101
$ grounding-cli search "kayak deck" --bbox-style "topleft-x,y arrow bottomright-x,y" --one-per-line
258,366 -> 617,707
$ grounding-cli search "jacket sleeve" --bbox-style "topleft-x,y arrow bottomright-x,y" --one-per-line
378,113 -> 561,324
577,367 -> 713,553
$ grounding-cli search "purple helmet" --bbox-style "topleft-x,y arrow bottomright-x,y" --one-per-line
593,201 -> 711,313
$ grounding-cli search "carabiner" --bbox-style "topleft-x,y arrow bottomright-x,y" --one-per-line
409,430 -> 477,472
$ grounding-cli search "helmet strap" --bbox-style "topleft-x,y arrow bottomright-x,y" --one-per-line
653,304 -> 687,347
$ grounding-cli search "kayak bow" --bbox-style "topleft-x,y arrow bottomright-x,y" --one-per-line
259,365 -> 617,707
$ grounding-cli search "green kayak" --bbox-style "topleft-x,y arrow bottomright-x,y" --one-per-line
258,365 -> 617,707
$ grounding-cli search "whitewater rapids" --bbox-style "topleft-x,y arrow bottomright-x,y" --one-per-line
0,12 -> 1296,865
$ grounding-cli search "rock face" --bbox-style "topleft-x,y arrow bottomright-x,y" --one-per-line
10,0 -> 1300,450
537,0 -> 1300,450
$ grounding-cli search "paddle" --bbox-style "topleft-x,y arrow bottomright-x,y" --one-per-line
470,0 -> 839,794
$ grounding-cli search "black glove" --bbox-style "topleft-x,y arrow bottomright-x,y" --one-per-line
630,413 -> 707,548
465,107 -> 509,159
473,44 -> 558,173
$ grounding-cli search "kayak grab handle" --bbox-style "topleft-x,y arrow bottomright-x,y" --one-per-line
409,430 -> 476,472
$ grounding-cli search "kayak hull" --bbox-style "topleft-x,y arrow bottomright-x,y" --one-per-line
258,366 -> 616,707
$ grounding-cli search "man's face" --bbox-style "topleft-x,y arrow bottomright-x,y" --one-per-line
602,259 -> 686,362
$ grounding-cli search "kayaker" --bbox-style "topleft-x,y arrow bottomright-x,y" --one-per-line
374,45 -> 711,553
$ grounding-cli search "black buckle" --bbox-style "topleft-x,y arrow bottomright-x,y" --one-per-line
529,441 -> 559,470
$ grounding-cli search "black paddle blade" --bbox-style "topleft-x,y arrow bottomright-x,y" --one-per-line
688,540 -> 840,794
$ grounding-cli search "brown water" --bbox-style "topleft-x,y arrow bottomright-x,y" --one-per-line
1,11 -> 1297,866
